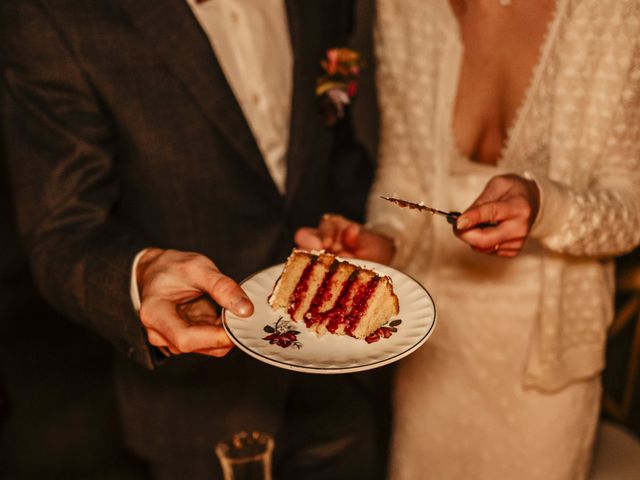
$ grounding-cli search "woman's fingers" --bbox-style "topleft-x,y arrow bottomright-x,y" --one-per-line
457,200 -> 531,255
318,213 -> 356,251
342,223 -> 361,250
457,174 -> 539,231
455,175 -> 538,258
294,227 -> 324,250
470,238 -> 526,256
458,219 -> 528,248
295,215 -> 358,254
495,239 -> 526,257
456,199 -> 523,231
296,214 -> 395,264
319,217 -> 342,250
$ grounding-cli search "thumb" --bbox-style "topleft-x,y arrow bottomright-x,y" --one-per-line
204,273 -> 254,318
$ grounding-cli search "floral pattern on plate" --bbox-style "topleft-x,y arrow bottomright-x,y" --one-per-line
263,317 -> 303,349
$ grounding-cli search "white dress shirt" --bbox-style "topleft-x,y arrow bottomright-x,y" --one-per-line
188,0 -> 292,194
131,0 -> 293,310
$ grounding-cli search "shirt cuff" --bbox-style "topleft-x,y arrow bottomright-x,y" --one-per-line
130,248 -> 149,312
129,248 -> 170,366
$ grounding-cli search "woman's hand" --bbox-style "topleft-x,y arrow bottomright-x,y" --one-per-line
295,213 -> 396,265
455,174 -> 540,257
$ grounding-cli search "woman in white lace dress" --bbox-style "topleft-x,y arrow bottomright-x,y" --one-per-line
296,0 -> 640,479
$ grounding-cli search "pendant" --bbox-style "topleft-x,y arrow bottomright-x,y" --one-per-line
499,0 -> 512,6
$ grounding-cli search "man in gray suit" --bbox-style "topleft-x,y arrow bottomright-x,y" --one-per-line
1,1 -> 385,479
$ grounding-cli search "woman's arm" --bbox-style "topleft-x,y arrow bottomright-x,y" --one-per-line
364,3 -> 431,269
528,28 -> 640,258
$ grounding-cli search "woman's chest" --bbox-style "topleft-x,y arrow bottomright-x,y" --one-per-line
450,0 -> 556,163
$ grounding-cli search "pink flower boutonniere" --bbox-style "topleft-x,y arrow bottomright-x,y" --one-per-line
316,47 -> 364,126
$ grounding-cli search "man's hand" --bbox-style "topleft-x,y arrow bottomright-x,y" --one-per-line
455,174 -> 540,257
295,213 -> 395,265
136,248 -> 253,357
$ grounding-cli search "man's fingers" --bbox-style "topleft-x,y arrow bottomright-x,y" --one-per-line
171,324 -> 234,352
137,250 -> 246,357
146,328 -> 174,350
148,324 -> 234,357
208,275 -> 253,317
145,252 -> 253,318
164,322 -> 233,353
147,328 -> 181,356
185,259 -> 253,317
141,298 -> 234,353
176,295 -> 220,326
193,346 -> 235,357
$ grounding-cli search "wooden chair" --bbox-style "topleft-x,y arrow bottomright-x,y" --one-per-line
590,420 -> 640,480
590,250 -> 640,479
601,251 -> 640,426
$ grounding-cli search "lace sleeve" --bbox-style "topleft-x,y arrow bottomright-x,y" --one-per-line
529,9 -> 640,257
365,3 -> 430,269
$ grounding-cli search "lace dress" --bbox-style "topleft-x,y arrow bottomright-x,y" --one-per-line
371,0 -> 640,393
370,1 -> 640,478
388,154 -> 601,480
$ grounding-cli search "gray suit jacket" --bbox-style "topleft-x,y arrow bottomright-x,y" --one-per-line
1,0 -> 378,462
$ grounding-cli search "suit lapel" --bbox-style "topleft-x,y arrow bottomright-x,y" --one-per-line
116,0 -> 276,191
284,0 -> 325,203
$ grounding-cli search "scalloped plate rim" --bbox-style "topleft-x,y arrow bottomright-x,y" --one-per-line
222,258 -> 436,374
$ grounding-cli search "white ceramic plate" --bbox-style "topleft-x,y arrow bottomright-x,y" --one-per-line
222,259 -> 436,374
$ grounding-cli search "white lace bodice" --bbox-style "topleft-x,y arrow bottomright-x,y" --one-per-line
369,0 -> 640,389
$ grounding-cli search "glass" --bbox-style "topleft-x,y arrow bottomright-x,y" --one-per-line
215,431 -> 274,480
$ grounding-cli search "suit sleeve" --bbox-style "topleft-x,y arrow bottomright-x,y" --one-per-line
0,1 -> 154,368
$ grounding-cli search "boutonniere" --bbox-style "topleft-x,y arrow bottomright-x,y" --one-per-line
316,48 -> 364,126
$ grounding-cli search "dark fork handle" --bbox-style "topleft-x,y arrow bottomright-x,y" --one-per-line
446,211 -> 498,229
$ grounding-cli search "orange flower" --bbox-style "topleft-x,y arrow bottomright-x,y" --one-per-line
316,47 -> 364,125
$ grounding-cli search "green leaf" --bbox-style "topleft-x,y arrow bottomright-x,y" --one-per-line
390,319 -> 402,327
316,80 -> 348,96
264,326 -> 275,333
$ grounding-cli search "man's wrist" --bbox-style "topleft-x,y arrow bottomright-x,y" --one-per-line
130,247 -> 163,312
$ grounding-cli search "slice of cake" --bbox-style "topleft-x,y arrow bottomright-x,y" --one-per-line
268,249 -> 400,340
